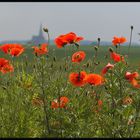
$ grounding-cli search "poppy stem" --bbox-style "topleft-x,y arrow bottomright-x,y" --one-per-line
93,46 -> 98,72
57,78 -> 63,138
40,57 -> 51,135
47,32 -> 50,52
118,43 -> 121,54
128,26 -> 133,56
64,46 -> 67,66
115,45 -> 118,53
97,38 -> 100,49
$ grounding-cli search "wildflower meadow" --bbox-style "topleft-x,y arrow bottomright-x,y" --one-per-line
1,26 -> 140,138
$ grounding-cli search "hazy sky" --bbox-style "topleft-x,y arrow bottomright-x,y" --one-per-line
0,2 -> 140,43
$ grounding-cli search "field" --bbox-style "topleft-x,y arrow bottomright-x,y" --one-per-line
1,41 -> 140,138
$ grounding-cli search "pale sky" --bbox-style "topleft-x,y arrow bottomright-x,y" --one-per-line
0,2 -> 140,43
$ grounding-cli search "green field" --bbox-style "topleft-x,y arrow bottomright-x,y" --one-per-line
1,44 -> 140,138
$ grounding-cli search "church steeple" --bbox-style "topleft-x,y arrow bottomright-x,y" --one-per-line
31,23 -> 46,45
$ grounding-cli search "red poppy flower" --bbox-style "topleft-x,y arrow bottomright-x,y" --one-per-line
32,43 -> 48,56
120,37 -> 127,44
54,35 -> 68,48
101,63 -> 114,75
1,64 -> 14,74
54,32 -> 84,48
0,44 -> 12,54
51,96 -> 69,109
97,100 -> 103,111
125,72 -> 140,88
59,96 -> 69,108
0,58 -> 14,74
72,51 -> 86,63
98,100 -> 103,106
0,44 -> 25,57
110,52 -> 124,63
112,36 -> 119,46
69,71 -> 87,87
125,72 -> 139,81
0,58 -> 9,70
112,36 -> 127,46
10,47 -> 24,57
64,32 -> 84,44
86,73 -> 104,86
130,79 -> 139,87
51,99 -> 59,109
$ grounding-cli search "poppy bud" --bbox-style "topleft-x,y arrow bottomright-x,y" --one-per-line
53,57 -> 56,62
86,62 -> 90,68
51,63 -> 53,68
98,38 -> 100,42
109,47 -> 113,53
43,27 -> 49,33
85,91 -> 88,96
25,61 -> 28,66
115,45 -> 118,49
104,86 -> 108,90
83,64 -> 86,68
2,86 -> 7,90
94,46 -> 98,51
33,64 -> 36,69
25,56 -> 28,66
60,65 -> 62,70
74,42 -> 80,47
94,61 -> 100,65
35,53 -> 38,57
131,25 -> 133,30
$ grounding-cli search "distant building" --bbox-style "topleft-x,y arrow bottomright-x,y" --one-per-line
30,24 -> 47,45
